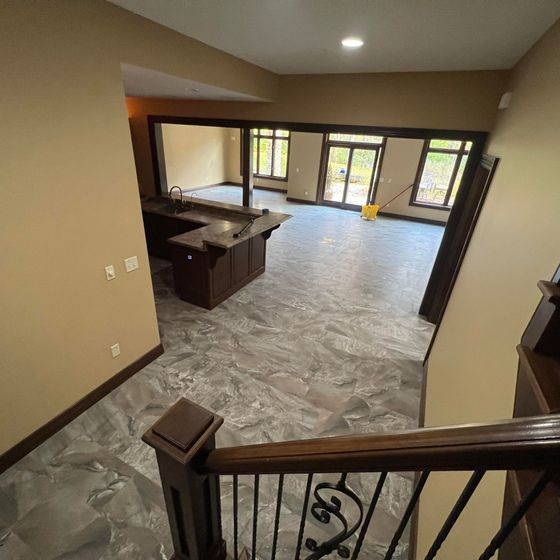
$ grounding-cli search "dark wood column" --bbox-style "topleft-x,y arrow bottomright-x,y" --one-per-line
241,127 -> 254,207
142,398 -> 226,560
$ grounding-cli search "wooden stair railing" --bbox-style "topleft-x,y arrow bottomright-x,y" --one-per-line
143,272 -> 560,560
142,403 -> 560,560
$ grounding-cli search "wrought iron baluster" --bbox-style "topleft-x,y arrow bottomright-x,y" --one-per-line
478,470 -> 553,560
424,470 -> 485,560
271,474 -> 284,560
295,474 -> 314,559
351,472 -> 388,560
383,471 -> 430,560
304,473 -> 364,559
252,474 -> 260,560
233,474 -> 239,560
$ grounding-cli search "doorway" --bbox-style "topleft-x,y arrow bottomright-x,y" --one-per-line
320,134 -> 384,210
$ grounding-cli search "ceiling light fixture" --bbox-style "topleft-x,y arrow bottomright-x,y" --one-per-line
341,37 -> 364,49
189,87 -> 200,93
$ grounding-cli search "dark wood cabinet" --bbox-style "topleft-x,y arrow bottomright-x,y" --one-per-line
170,235 -> 267,310
142,211 -> 203,259
142,202 -> 286,309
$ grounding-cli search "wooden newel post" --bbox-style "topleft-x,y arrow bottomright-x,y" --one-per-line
142,398 -> 226,560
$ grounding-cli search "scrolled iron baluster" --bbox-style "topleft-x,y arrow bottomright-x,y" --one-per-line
304,474 -> 364,560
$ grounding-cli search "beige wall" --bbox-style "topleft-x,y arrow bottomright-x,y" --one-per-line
127,68 -> 507,195
162,124 -> 229,190
417,19 -> 560,559
286,133 -> 324,202
0,0 -> 277,456
376,138 -> 450,223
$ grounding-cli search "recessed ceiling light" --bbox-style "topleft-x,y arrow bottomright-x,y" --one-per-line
188,87 -> 200,93
341,37 -> 364,49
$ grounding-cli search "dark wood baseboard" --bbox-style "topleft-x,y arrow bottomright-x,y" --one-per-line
0,343 -> 164,474
286,197 -> 318,205
228,181 -> 287,194
254,185 -> 287,193
378,210 -> 446,227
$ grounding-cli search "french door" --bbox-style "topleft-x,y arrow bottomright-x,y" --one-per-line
322,143 -> 381,210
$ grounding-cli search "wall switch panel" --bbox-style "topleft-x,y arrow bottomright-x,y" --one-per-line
110,343 -> 121,358
124,256 -> 139,273
105,265 -> 116,281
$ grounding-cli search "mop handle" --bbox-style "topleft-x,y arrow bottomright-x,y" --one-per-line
377,183 -> 415,211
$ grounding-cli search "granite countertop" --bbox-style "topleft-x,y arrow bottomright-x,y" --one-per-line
141,196 -> 291,251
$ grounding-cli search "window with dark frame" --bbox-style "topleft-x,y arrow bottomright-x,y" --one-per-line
411,139 -> 472,209
241,129 -> 291,180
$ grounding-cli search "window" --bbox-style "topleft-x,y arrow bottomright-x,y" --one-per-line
243,129 -> 290,180
411,139 -> 472,208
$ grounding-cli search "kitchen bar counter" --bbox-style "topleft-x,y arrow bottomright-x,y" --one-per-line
141,196 -> 291,309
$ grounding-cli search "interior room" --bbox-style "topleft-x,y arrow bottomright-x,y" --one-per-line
2,2 -> 560,560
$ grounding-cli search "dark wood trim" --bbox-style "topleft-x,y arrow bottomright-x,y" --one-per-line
147,115 -> 488,142
254,185 -> 288,193
242,128 -> 291,182
0,343 -> 164,474
153,123 -> 168,193
409,201 -> 452,212
378,211 -> 446,227
203,413 -> 560,474
241,127 -> 254,207
192,181 -> 288,194
286,197 -> 318,205
409,140 -> 471,210
147,115 -> 487,196
318,137 -> 383,210
421,153 -> 499,337
254,174 -> 288,183
315,133 -> 329,203
370,137 -> 387,205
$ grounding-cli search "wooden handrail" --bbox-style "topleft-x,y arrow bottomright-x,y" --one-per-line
202,413 -> 560,475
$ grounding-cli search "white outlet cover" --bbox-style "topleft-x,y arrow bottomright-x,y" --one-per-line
110,343 -> 121,357
124,256 -> 139,273
105,265 -> 116,281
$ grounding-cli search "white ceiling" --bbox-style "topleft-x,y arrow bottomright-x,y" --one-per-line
110,0 -> 560,74
121,63 -> 266,100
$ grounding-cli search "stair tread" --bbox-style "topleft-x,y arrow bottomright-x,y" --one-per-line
537,280 -> 560,306
517,345 -> 560,413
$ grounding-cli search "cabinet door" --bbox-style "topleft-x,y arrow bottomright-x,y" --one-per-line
171,246 -> 207,305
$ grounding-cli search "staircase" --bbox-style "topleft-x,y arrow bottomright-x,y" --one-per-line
142,271 -> 560,560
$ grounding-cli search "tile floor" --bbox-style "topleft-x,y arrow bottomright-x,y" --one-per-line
0,188 -> 444,559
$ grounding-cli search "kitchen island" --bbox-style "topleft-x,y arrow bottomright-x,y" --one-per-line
141,196 -> 291,309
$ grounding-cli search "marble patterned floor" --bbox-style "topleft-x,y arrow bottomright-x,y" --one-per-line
0,187 -> 444,559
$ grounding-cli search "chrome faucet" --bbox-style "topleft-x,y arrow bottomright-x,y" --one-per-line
189,192 -> 198,209
169,186 -> 183,207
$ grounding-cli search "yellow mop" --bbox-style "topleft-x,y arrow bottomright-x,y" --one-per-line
361,183 -> 415,220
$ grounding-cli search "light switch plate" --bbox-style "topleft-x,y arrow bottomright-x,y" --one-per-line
105,265 -> 116,281
110,343 -> 121,358
124,256 -> 139,273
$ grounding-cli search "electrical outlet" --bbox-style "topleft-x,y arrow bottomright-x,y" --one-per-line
305,191 -> 308,196
110,343 -> 121,358
124,256 -> 139,273
105,265 -> 116,281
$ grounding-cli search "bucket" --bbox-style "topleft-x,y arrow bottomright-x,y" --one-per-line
361,204 -> 380,220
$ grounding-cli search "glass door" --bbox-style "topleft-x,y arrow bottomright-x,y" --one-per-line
323,146 -> 350,204
345,148 -> 377,209
322,142 -> 380,210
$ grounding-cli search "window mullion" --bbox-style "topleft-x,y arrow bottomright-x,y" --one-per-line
271,137 -> 276,178
443,142 -> 465,206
